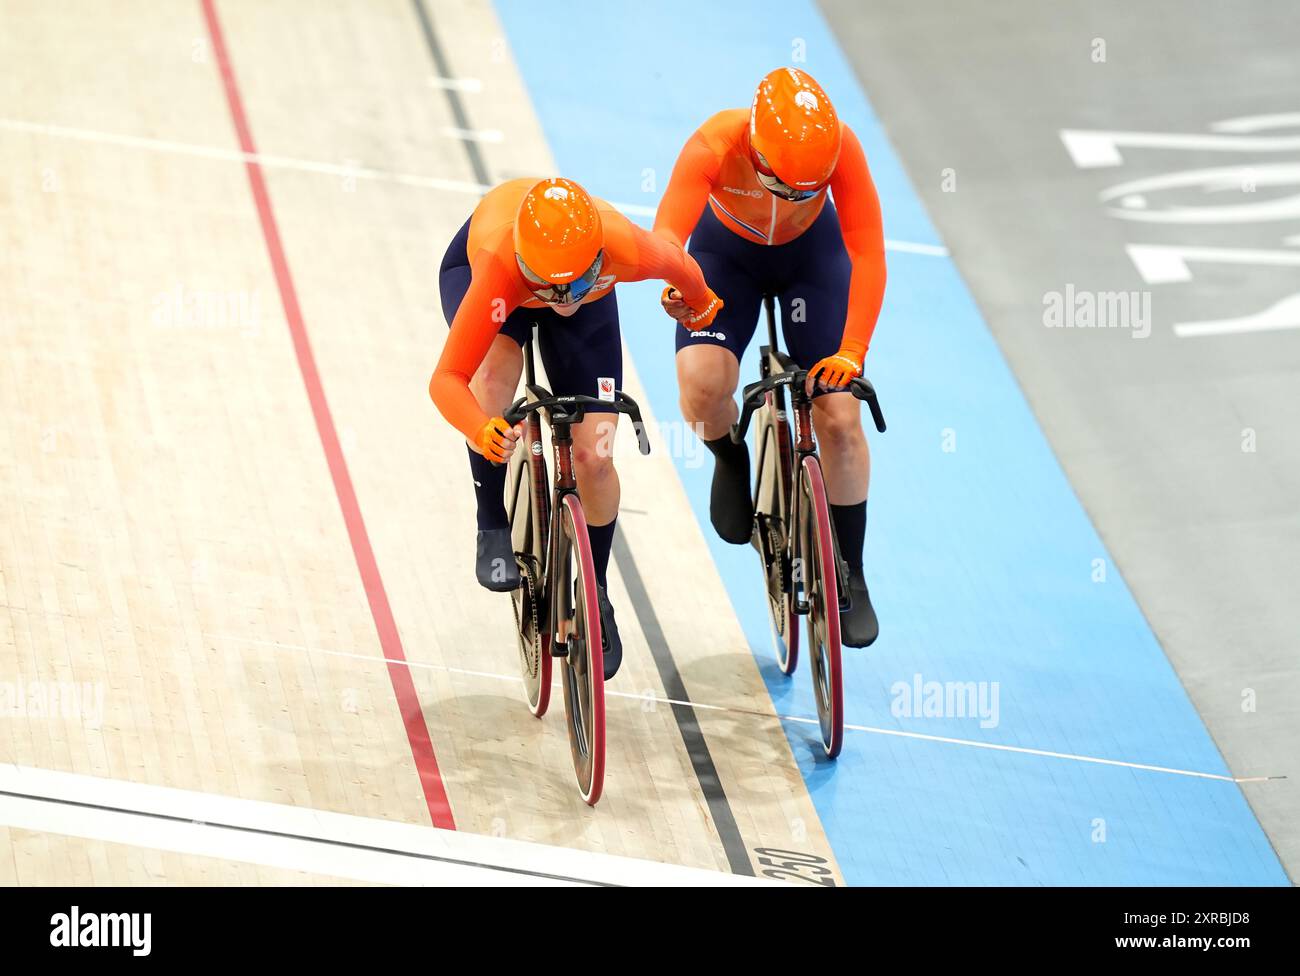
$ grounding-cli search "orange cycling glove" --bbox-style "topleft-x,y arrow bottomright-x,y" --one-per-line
809,349 -> 863,390
474,416 -> 517,464
663,286 -> 724,330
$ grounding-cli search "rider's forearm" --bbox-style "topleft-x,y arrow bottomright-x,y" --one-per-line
839,257 -> 887,361
831,127 -> 888,361
635,226 -> 715,309
429,367 -> 489,443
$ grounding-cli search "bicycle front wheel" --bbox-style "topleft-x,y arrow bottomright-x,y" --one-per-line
555,493 -> 606,805
798,455 -> 843,759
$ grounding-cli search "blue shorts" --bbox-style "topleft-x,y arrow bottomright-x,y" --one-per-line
439,217 -> 622,409
676,201 -> 851,368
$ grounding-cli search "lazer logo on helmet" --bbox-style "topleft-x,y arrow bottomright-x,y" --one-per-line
514,177 -> 606,305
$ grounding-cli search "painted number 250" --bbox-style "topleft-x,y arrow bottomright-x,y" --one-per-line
753,848 -> 836,887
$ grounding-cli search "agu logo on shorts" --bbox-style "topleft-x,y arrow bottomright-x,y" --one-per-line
597,377 -> 615,402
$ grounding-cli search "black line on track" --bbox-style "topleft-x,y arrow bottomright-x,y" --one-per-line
612,529 -> 754,876
409,0 -> 754,876
411,0 -> 491,189
1,788 -> 615,886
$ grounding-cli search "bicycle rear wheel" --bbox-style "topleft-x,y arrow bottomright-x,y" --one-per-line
555,493 -> 606,805
798,455 -> 843,758
507,417 -> 552,717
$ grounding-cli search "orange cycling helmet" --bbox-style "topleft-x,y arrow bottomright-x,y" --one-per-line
514,177 -> 605,305
749,67 -> 842,201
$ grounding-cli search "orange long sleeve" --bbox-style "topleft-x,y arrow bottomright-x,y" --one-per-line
626,221 -> 713,309
429,251 -> 528,441
653,126 -> 722,249
828,126 -> 887,361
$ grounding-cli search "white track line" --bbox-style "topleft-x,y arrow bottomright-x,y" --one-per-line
200,631 -> 1278,786
0,117 -> 946,255
428,75 -> 482,93
441,125 -> 503,143
0,764 -> 771,886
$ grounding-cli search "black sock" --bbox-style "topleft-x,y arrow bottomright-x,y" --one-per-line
704,432 -> 750,472
831,501 -> 867,573
466,446 -> 509,530
586,518 -> 616,588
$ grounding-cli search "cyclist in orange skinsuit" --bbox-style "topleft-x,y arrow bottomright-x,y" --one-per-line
654,67 -> 886,647
433,177 -> 721,679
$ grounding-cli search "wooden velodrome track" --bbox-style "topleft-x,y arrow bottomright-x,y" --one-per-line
0,0 -> 836,884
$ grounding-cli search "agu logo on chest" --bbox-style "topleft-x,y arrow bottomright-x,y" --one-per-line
50,906 -> 152,957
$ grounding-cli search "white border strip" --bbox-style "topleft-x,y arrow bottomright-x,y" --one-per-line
0,764 -> 771,887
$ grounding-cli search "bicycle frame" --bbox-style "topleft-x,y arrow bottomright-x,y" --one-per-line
733,295 -> 885,756
515,335 -> 582,657
755,296 -> 846,614
510,331 -> 650,656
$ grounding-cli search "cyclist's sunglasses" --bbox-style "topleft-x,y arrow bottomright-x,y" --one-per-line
752,149 -> 823,203
517,250 -> 605,306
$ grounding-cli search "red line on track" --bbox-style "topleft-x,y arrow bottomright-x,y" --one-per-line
200,0 -> 455,829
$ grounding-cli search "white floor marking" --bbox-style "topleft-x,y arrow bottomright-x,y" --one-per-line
1060,126 -> 1300,168
884,239 -> 949,256
1211,113 -> 1300,134
441,125 -> 503,143
0,765 -> 772,886
1127,242 -> 1300,284
0,116 -> 947,256
199,631 -> 1278,786
1172,292 -> 1300,337
428,75 -> 482,92
0,117 -> 488,195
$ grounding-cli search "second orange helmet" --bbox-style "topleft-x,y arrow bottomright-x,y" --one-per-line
749,67 -> 842,191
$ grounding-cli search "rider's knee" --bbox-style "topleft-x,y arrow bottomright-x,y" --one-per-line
573,444 -> 616,486
815,401 -> 866,450
678,364 -> 735,422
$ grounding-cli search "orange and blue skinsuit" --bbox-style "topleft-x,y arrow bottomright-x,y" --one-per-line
432,175 -> 721,602
653,109 -> 886,375
433,178 -> 720,455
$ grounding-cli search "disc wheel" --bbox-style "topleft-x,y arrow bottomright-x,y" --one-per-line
556,494 -> 605,805
507,423 -> 551,717
512,556 -> 551,717
755,408 -> 799,675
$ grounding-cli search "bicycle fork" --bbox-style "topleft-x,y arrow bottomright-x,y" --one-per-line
546,425 -> 579,659
786,395 -> 853,616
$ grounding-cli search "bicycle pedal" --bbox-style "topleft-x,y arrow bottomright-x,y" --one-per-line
550,637 -> 569,658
